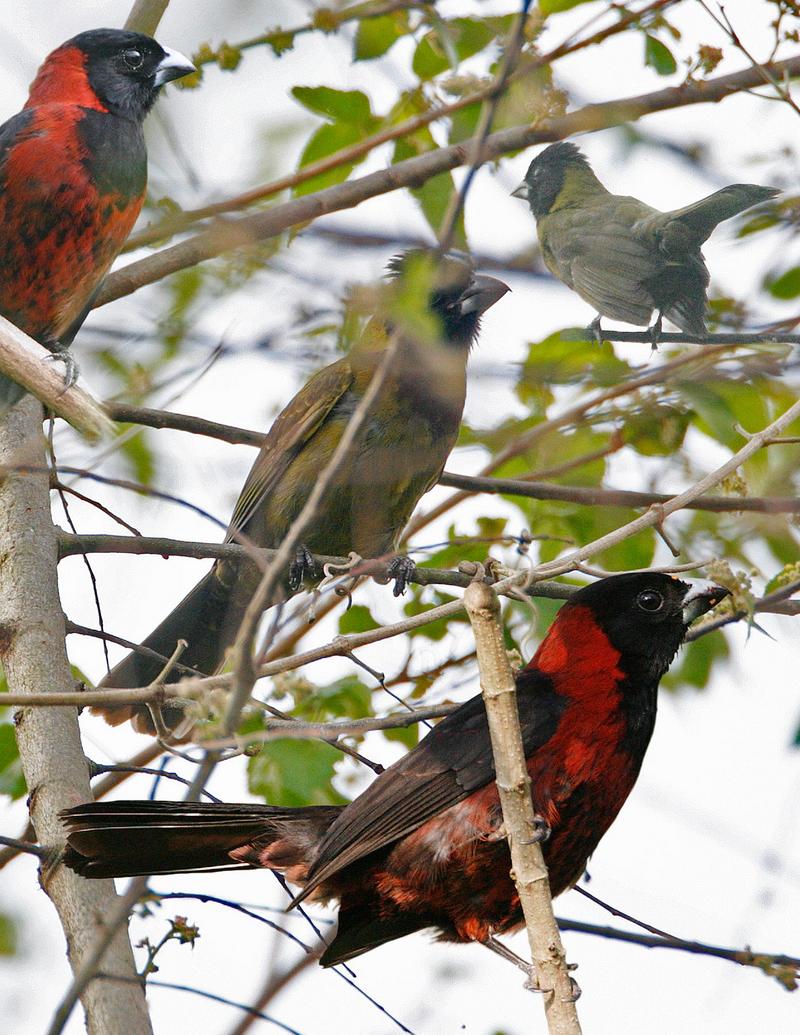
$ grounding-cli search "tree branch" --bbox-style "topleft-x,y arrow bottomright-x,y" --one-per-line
97,55 -> 800,306
464,579 -> 581,1032
403,343 -> 738,538
439,472 -> 800,514
56,530 -> 578,596
556,918 -> 800,988
0,316 -> 113,441
124,0 -> 170,35
560,328 -> 800,346
100,397 -> 798,515
106,402 -> 263,446
0,399 -> 151,1035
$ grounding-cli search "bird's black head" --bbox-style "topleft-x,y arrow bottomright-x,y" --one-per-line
511,141 -> 593,218
565,572 -> 729,687
30,29 -> 195,121
386,250 -> 509,350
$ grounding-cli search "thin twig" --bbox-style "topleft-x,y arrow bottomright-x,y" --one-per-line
437,0 -> 532,251
556,917 -> 800,981
106,402 -> 263,446
559,328 -> 800,346
0,834 -> 49,859
97,975 -> 304,1035
438,472 -> 800,514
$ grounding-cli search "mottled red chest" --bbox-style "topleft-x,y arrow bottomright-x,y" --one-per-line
0,98 -> 144,342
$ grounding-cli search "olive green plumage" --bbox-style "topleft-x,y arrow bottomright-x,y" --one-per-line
512,141 -> 779,335
95,252 -> 508,731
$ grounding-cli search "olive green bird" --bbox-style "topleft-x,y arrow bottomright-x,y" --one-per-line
512,141 -> 778,340
95,251 -> 508,731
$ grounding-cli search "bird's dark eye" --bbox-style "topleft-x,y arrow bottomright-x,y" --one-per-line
636,590 -> 664,612
123,49 -> 144,69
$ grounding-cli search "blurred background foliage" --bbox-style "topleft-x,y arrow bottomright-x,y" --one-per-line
3,0 -> 800,893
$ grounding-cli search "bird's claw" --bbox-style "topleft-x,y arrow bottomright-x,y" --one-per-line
648,313 -> 664,350
587,314 -> 604,345
44,346 -> 79,394
288,544 -> 316,591
523,971 -> 544,994
387,555 -> 416,597
520,814 -> 551,845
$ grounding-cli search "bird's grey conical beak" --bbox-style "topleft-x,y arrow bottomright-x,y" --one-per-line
681,580 -> 730,625
458,274 -> 510,315
511,182 -> 529,200
153,46 -> 196,87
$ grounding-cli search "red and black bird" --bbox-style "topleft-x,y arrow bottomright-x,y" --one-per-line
0,28 -> 194,408
63,573 -> 728,966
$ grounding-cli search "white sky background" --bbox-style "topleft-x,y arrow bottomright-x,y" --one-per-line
0,2 -> 799,1033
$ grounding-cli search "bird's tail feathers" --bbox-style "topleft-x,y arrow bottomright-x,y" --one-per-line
92,567 -> 237,732
670,183 -> 779,241
62,800 -> 341,880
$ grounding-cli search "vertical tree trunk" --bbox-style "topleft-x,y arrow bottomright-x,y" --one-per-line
0,399 -> 152,1035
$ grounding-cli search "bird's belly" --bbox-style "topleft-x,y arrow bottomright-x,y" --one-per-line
257,408 -> 458,560
347,750 -> 643,944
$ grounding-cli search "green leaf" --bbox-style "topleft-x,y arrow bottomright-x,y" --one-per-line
767,266 -> 800,299
294,121 -> 364,196
338,604 -> 380,635
354,12 -> 409,61
0,721 -> 25,801
292,86 -> 375,125
0,913 -> 17,956
403,591 -> 467,642
679,381 -> 768,451
625,405 -> 691,456
382,722 -> 420,749
118,432 -> 156,487
394,135 -> 467,248
248,739 -> 346,807
292,675 -> 372,722
412,18 -> 495,81
520,332 -> 630,389
644,34 -> 678,76
540,0 -> 597,13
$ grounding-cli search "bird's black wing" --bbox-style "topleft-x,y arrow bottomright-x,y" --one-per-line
298,670 -> 565,901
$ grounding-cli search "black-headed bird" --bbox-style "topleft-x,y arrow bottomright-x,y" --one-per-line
512,141 -> 778,340
66,575 -> 729,967
95,251 -> 509,731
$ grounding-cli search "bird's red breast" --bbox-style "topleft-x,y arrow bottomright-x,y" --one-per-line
0,48 -> 147,342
